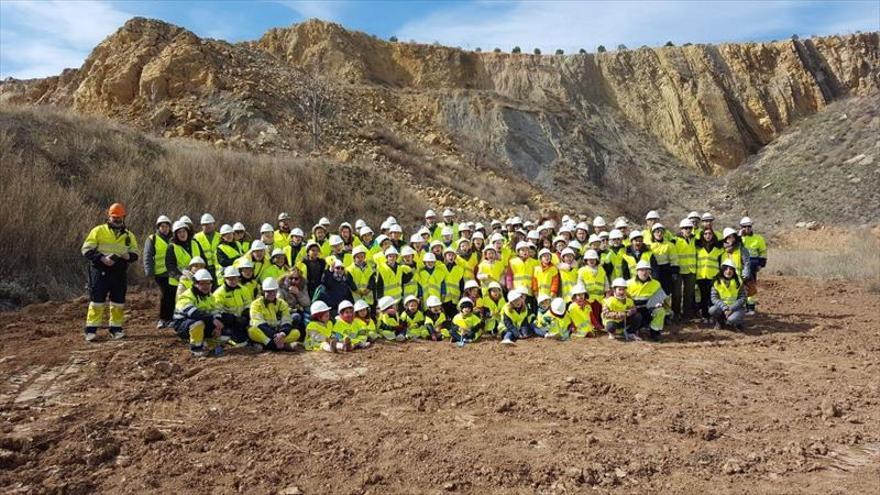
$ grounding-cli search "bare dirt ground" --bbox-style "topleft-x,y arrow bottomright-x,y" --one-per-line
1,275 -> 878,494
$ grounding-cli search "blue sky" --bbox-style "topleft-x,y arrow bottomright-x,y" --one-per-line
1,0 -> 878,79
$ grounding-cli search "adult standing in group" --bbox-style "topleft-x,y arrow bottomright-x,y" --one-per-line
143,215 -> 174,329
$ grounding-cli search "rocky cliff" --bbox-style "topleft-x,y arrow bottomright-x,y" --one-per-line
2,18 -> 878,215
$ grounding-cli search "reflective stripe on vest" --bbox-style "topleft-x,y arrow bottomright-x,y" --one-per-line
152,234 -> 169,276
713,278 -> 741,307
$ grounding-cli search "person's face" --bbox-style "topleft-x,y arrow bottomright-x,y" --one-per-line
493,240 -> 503,251
334,266 -> 346,276
175,228 -> 188,242
541,254 -> 551,264
341,307 -> 354,322
108,215 -> 124,227
412,242 -> 423,251
646,219 -> 656,227
385,307 -> 397,316
573,293 -> 585,304
386,254 -> 398,265
262,233 -> 274,244
489,288 -> 501,301
406,301 -> 418,312
224,276 -> 239,288
703,229 -> 714,241
158,223 -> 171,235
222,232 -> 234,242
240,268 -> 254,279
555,241 -> 566,252
234,231 -> 244,240
356,309 -> 369,319
632,238 -> 644,250
390,232 -> 401,240
461,230 -> 472,239
444,252 -> 455,263
432,245 -> 442,256
193,278 -> 210,292
429,306 -> 442,315
332,243 -> 343,253
307,246 -> 319,259
461,305 -> 472,315
355,253 -> 366,264
576,230 -> 587,241
723,266 -> 736,279
459,242 -> 470,253
279,219 -> 290,230
539,300 -> 550,310
421,233 -> 430,242
466,288 -> 478,299
252,250 -> 264,261
653,229 -> 664,241
637,268 -> 650,281
681,226 -> 693,237
316,311 -> 329,322
362,233 -> 373,244
340,226 -> 350,238
425,260 -> 435,269
610,239 -> 621,248
725,235 -> 736,246
563,254 -> 574,264
442,234 -> 452,242
426,216 -> 436,226
273,255 -> 285,267
315,228 -> 326,240
702,220 -> 713,229
518,248 -> 529,259
587,258 -> 598,267
203,223 -> 215,234
291,235 -> 303,245
513,297 -> 524,309
485,249 -> 496,261
613,287 -> 627,298
741,225 -> 753,235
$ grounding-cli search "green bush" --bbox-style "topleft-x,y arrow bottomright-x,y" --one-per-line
533,48 -> 541,55
555,49 -> 564,55
512,46 -> 521,53
389,36 -> 398,42
597,45 -> 606,53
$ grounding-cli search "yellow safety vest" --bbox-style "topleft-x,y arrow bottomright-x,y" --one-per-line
250,296 -> 292,329
193,231 -> 220,267
602,247 -> 627,280
558,267 -> 579,301
674,236 -> 696,275
577,265 -> 607,302
418,265 -> 448,302
567,301 -> 593,334
650,239 -> 678,266
305,320 -> 333,350
626,277 -> 662,304
377,262 -> 410,300
502,303 -> 530,327
169,242 -> 203,286
477,259 -> 506,287
696,246 -> 724,280
149,233 -> 169,276
443,263 -> 466,303
346,263 -> 375,305
602,296 -> 634,323
533,264 -> 559,298
82,223 -> 139,258
722,247 -> 744,277
510,257 -> 537,296
742,234 -> 767,259
713,277 -> 742,307
212,284 -> 248,316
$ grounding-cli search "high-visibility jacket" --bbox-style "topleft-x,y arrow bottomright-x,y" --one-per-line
347,262 -> 375,305
236,238 -> 252,253
477,259 -> 505,287
627,277 -> 663,306
418,265 -> 448,303
193,231 -> 220,268
722,247 -> 744,278
713,277 -> 742,307
643,228 -> 674,246
602,296 -> 634,323
215,241 -> 242,278
443,262 -> 466,304
377,262 -> 411,300
239,278 -> 259,305
452,312 -> 482,336
82,223 -> 139,260
234,255 -> 267,281
558,266 -> 579,302
260,263 -> 289,283
377,312 -> 402,339
742,234 -> 767,260
275,230 -> 291,250
305,320 -> 333,350
674,236 -> 697,275
425,310 -> 449,338
696,245 -> 724,280
502,302 -> 530,329
650,238 -> 678,267
602,247 -> 628,281
326,251 -> 354,270
400,309 -> 428,338
308,237 -> 332,258
250,296 -> 291,330
353,316 -> 377,341
213,283 -> 248,317
146,233 -> 169,276
333,317 -> 365,344
577,265 -> 608,302
168,240 -> 203,286
174,287 -> 217,321
533,264 -> 560,298
568,301 -> 594,336
537,312 -> 572,338
457,252 -> 478,280
623,248 -> 655,277
478,295 -> 503,334
510,257 -> 538,296
401,263 -> 420,299
284,243 -> 306,266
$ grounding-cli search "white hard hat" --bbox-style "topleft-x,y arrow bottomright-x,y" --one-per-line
488,281 -> 502,291
561,248 -> 575,258
353,300 -> 370,312
233,222 -> 246,232
443,208 -> 455,217
490,233 -> 504,243
558,225 -> 573,235
332,259 -> 344,269
355,219 -> 366,230
237,259 -> 254,269
511,216 -> 523,225
609,229 -> 623,240
474,222 -> 485,231
260,223 -> 274,234
338,300 -> 354,312
193,268 -> 213,282
313,223 -> 327,232
403,295 -> 419,306
679,219 -> 695,228
219,224 -> 234,235
586,234 -> 599,245
375,234 -> 389,245
553,235 -> 566,245
389,224 -> 403,234
593,216 -> 607,227
400,246 -> 415,257
425,209 -> 437,218
628,230 -> 643,241
721,260 -> 738,270
377,296 -> 397,311
527,230 -> 540,241
410,233 -> 423,244
223,266 -> 240,278
278,212 -> 291,221
722,227 -> 738,239
688,211 -> 700,219
740,216 -> 753,226
352,245 -> 367,256
651,223 -> 665,231
570,283 -> 587,296
482,245 -> 497,253
189,256 -> 205,266
537,294 -> 551,304
423,252 -> 436,263
551,298 -> 567,316
359,226 -> 373,236
645,210 -> 660,220
611,277 -> 628,288
271,248 -> 285,258
441,227 -> 453,237
701,212 -> 715,221
516,241 -> 530,252
597,231 -> 609,239
426,295 -> 443,308
329,235 -> 343,246
507,289 -> 524,302
538,248 -> 552,258
339,222 -> 352,231
584,249 -> 599,260
386,216 -> 397,224
464,280 -> 480,291
291,227 -> 304,237
200,213 -> 215,224
179,215 -> 193,225
319,217 -> 331,227
569,240 -> 582,250
472,231 -> 484,240
458,297 -> 474,308
172,220 -> 187,232
156,215 -> 172,226
635,260 -> 652,271
576,222 -> 590,232
613,218 -> 628,229
250,240 -> 267,251
385,247 -> 399,257
310,300 -> 331,314
562,215 -> 572,223
459,223 -> 472,232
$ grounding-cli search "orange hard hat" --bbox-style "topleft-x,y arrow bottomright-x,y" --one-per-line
108,203 -> 127,217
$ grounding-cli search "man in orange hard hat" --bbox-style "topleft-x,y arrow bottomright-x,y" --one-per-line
81,203 -> 139,341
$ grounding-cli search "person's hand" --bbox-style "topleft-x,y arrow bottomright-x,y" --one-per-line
120,252 -> 131,261
101,255 -> 115,266
274,333 -> 285,348
212,320 -> 222,338
724,309 -> 732,317
654,303 -> 663,309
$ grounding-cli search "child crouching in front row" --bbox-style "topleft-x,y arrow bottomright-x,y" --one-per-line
451,297 -> 484,344
602,278 -> 642,341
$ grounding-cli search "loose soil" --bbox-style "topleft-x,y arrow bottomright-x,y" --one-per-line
1,276 -> 878,494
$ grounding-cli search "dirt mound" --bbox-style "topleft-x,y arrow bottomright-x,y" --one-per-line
1,275 -> 878,493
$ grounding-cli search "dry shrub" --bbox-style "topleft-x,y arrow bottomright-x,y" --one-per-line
772,230 -> 880,287
0,105 -> 427,302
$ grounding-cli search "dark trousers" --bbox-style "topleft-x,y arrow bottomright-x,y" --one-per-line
155,276 -> 175,321
672,273 -> 695,319
656,265 -> 674,297
604,313 -> 643,336
696,279 -> 713,318
89,267 -> 126,304
218,313 -> 249,343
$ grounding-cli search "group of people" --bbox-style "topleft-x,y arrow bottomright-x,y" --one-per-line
82,204 -> 767,357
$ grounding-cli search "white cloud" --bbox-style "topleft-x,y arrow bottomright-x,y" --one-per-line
276,0 -> 350,21
0,0 -> 131,79
396,0 -> 880,53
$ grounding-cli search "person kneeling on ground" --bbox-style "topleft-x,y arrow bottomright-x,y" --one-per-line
400,295 -> 429,340
377,296 -> 406,341
248,277 -> 300,351
333,300 -> 370,351
451,297 -> 483,344
540,298 -> 573,340
603,278 -> 642,341
352,299 -> 378,342
306,300 -> 341,352
627,260 -> 667,341
172,268 -> 223,357
709,260 -> 747,331
425,295 -> 450,341
213,266 -> 249,347
500,289 -> 533,345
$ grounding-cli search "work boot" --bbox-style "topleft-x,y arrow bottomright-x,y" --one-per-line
190,345 -> 206,357
156,320 -> 166,329
110,327 -> 125,340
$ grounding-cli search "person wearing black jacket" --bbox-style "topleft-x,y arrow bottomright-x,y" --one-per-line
143,215 -> 174,329
317,260 -> 356,316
